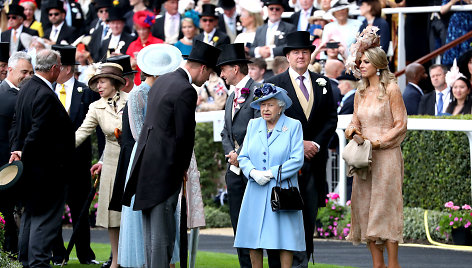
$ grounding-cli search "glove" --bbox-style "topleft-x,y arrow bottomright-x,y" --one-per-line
345,126 -> 362,139
250,169 -> 271,186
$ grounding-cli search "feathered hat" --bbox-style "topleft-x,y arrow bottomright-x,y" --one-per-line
445,59 -> 466,88
345,26 -> 381,78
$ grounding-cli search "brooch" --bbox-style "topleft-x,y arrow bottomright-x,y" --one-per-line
282,126 -> 288,132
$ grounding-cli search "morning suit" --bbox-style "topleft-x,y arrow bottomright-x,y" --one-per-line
51,79 -> 99,263
194,29 -> 231,47
97,32 -> 136,63
88,24 -> 106,62
217,14 -> 242,43
249,21 -> 296,58
1,27 -> 39,52
266,69 -> 338,266
220,78 -> 259,268
44,23 -> 80,45
0,80 -> 19,254
403,82 -> 423,115
289,8 -> 316,31
123,67 -> 197,267
151,13 -> 183,43
11,75 -> 75,267
234,115 -> 305,251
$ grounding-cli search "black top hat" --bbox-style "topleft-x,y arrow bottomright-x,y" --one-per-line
216,43 -> 252,67
0,42 -> 10,63
52,45 -> 78,65
46,0 -> 66,13
7,4 -> 26,19
199,4 -> 219,18
187,40 -> 222,69
107,6 -> 126,21
95,0 -> 113,10
337,70 -> 358,81
107,55 -> 137,75
283,31 -> 316,55
264,0 -> 284,7
0,161 -> 23,191
219,0 -> 235,10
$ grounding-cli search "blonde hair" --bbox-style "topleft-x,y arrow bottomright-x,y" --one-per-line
357,47 -> 395,99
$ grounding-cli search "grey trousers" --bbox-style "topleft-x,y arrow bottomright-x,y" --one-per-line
142,189 -> 179,268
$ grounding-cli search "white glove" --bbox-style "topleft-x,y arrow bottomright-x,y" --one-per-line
250,169 -> 272,186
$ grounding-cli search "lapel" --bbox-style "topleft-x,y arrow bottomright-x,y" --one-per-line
232,78 -> 257,120
69,80 -> 82,122
259,24 -> 268,43
33,75 -> 64,109
224,91 -> 234,131
280,71 -> 307,124
307,71 -> 323,121
267,114 -> 286,147
256,118 -> 268,149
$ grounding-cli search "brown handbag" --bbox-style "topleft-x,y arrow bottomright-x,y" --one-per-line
270,165 -> 304,212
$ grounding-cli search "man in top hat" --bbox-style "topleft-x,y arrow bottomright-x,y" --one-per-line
122,40 -> 221,267
1,4 -> 39,53
266,31 -> 338,268
44,0 -> 80,45
194,4 -> 230,46
249,0 -> 296,59
218,43 -> 260,268
289,0 -> 316,32
92,7 -> 136,62
9,48 -> 75,268
88,0 -> 112,36
0,42 -> 10,82
217,0 -> 241,43
0,51 -> 34,254
151,0 -> 183,45
49,44 -> 99,265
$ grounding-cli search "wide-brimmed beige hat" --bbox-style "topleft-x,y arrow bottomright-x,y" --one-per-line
0,161 -> 23,191
88,62 -> 126,91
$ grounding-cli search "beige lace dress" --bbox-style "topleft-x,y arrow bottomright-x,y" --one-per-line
346,83 -> 407,245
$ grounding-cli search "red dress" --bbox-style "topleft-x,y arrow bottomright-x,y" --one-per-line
126,34 -> 164,85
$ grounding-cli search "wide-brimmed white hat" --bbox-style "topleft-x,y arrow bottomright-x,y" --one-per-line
329,0 -> 355,13
239,0 -> 263,13
137,44 -> 183,76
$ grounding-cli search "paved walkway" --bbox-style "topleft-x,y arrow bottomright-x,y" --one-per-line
64,228 -> 472,268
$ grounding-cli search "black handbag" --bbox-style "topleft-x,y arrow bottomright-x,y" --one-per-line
270,165 -> 304,212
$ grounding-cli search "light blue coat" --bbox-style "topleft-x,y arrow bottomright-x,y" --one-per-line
234,114 -> 306,251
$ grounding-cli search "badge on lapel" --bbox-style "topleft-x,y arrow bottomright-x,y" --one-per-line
77,87 -> 83,93
323,88 -> 327,95
282,126 -> 288,132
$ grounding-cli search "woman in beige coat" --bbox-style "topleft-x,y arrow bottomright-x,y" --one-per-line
75,63 -> 127,268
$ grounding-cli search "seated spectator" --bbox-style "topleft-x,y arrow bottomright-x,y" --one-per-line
249,0 -> 296,59
403,63 -> 427,115
234,0 -> 264,48
196,72 -> 228,112
1,4 -> 39,53
445,61 -> 472,115
44,0 -> 80,45
174,17 -> 199,55
194,4 -> 230,46
20,0 -> 44,37
458,49 -> 472,87
273,56 -> 289,75
358,0 -> 390,54
248,57 -> 266,83
290,0 -> 316,31
151,0 -> 183,44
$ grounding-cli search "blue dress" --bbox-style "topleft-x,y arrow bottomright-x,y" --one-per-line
117,83 -> 150,267
442,0 -> 472,65
234,114 -> 306,251
174,41 -> 193,55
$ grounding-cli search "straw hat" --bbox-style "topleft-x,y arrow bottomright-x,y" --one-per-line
0,161 -> 23,191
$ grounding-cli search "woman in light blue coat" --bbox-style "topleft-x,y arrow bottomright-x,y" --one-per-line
234,83 -> 305,268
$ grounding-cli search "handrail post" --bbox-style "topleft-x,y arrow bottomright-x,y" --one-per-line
466,132 -> 472,201
397,11 -> 406,88
337,128 -> 347,205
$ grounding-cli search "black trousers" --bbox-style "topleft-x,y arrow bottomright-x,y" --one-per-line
0,193 -> 18,254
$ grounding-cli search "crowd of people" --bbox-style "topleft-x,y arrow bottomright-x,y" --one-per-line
0,0 -> 471,268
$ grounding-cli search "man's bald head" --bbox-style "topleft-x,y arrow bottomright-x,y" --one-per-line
324,59 -> 344,79
405,63 -> 427,84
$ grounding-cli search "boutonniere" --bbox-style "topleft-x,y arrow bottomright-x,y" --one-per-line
210,36 -> 219,46
113,0 -> 120,6
282,126 -> 288,132
77,87 -> 83,93
236,22 -> 243,32
323,88 -> 327,95
115,41 -> 125,54
274,31 -> 285,39
241,88 -> 250,96
316,78 -> 327,87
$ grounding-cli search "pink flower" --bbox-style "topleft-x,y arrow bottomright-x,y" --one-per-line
335,217 -> 339,221
346,200 -> 351,206
454,217 -> 459,221
324,232 -> 329,237
445,201 -> 454,208
465,222 -> 471,228
331,206 -> 336,210
328,225 -> 333,230
462,204 -> 472,210
347,224 -> 351,227
341,215 -> 344,218
450,221 -> 454,225
329,216 -> 333,219
333,222 -> 338,226
452,206 -> 460,211
435,226 -> 440,231
449,214 -> 452,218
325,199 -> 329,204
94,203 -> 98,209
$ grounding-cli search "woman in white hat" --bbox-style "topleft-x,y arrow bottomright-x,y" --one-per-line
234,0 -> 264,48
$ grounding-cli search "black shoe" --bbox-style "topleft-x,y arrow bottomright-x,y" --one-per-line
81,259 -> 100,265
101,257 -> 112,268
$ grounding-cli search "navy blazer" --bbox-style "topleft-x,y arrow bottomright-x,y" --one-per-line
249,21 -> 296,57
338,93 -> 355,115
402,83 -> 423,115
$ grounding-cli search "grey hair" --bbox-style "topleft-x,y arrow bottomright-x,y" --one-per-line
35,49 -> 60,72
8,52 -> 32,68
277,99 -> 286,113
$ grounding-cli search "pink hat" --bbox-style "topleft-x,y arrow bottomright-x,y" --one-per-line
133,10 -> 156,28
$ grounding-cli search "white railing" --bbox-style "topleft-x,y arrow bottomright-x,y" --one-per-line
197,111 -> 472,206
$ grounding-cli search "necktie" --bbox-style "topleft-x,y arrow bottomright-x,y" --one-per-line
298,76 -> 309,101
205,33 -> 210,43
437,92 -> 443,115
12,29 -> 17,43
103,25 -> 109,39
233,88 -> 241,109
53,28 -> 59,42
60,84 -> 66,108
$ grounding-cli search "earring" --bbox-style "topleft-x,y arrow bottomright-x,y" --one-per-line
376,69 -> 380,76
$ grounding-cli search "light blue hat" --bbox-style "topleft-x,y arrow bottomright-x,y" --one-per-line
250,83 -> 293,110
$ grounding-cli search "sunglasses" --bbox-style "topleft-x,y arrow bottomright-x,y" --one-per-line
7,15 -> 18,20
49,12 -> 60,17
269,7 -> 282,12
98,9 -> 108,13
202,18 -> 215,23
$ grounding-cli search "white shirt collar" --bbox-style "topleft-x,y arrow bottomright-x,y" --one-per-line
12,25 -> 23,36
204,28 -> 217,37
35,74 -> 54,90
5,78 -> 19,90
166,12 -> 180,20
408,82 -> 423,95
181,67 -> 192,84
435,86 -> 450,96
53,21 -> 65,32
289,67 -> 309,81
268,20 -> 281,30
235,75 -> 251,89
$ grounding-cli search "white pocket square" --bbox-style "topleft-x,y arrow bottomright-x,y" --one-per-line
323,87 -> 327,94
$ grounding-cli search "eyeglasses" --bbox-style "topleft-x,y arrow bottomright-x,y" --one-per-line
269,7 -> 282,12
49,12 -> 60,17
202,18 -> 215,23
98,9 -> 108,14
7,15 -> 18,20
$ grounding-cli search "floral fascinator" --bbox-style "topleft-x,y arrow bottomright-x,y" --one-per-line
445,59 -> 466,88
345,26 -> 381,78
250,83 -> 293,110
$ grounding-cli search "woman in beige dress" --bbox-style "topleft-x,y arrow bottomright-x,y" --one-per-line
75,63 -> 127,268
345,26 -> 407,268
